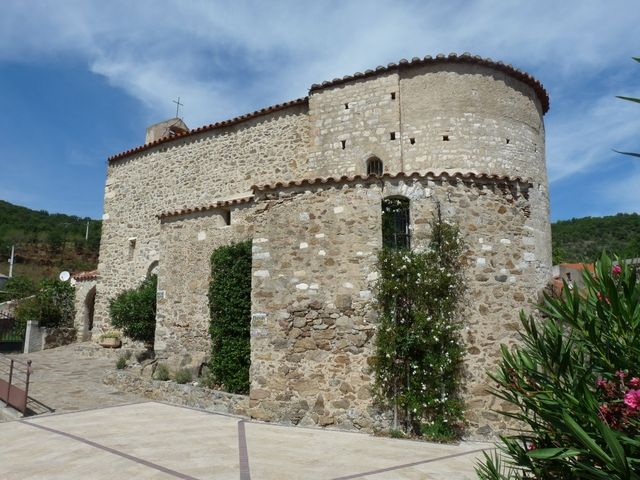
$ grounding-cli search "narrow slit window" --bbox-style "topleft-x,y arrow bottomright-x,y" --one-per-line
506,138 -> 510,144
390,132 -> 396,140
366,157 -> 384,176
222,209 -> 231,226
344,103 -> 349,110
390,92 -> 396,100
409,138 -> 415,145
382,197 -> 411,250
341,140 -> 346,150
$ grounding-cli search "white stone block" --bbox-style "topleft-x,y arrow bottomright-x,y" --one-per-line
315,233 -> 325,239
296,283 -> 309,290
343,282 -> 354,289
476,257 -> 486,267
254,238 -> 269,243
254,252 -> 270,260
318,250 -> 326,256
333,206 -> 344,214
299,242 -> 308,249
197,231 -> 206,241
254,270 -> 270,278
524,252 -> 536,262
359,290 -> 371,299
299,212 -> 310,221
481,244 -> 493,251
500,238 -> 511,245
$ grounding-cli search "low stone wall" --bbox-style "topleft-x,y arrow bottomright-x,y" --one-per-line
103,370 -> 249,417
24,321 -> 77,354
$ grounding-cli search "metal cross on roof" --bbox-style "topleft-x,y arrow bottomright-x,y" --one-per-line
172,97 -> 184,118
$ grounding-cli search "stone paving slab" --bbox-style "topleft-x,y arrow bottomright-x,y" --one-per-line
0,402 -> 491,479
5,343 -> 143,417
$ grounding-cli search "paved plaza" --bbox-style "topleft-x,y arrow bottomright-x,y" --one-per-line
0,345 -> 491,479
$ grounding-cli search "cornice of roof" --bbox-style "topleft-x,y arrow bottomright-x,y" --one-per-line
251,171 -> 532,193
310,52 -> 549,114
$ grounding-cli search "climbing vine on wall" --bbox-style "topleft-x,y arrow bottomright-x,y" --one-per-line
207,240 -> 252,394
373,208 -> 466,440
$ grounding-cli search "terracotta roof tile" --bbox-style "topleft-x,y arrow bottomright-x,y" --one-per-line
72,270 -> 98,281
309,52 -> 549,114
251,171 -> 531,193
108,97 -> 308,163
158,196 -> 253,219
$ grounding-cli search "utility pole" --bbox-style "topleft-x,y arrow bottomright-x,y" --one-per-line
8,245 -> 14,278
85,221 -> 90,241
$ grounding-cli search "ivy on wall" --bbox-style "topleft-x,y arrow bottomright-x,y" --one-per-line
207,240 -> 252,394
373,207 -> 466,440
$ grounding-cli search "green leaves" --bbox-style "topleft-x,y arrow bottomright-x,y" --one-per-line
207,240 -> 252,394
373,212 -> 465,439
476,253 -> 640,479
109,275 -> 157,343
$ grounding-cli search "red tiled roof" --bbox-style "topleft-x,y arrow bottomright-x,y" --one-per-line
108,97 -> 308,163
107,53 -> 548,164
158,196 -> 254,219
251,171 -> 531,192
310,52 -> 549,114
72,270 -> 98,281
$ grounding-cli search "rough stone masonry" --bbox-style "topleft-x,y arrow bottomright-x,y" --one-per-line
92,53 -> 551,437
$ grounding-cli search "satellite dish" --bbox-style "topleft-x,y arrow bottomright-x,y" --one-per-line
59,271 -> 71,282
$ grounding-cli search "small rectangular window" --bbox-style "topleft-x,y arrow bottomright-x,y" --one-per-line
390,132 -> 396,140
344,103 -> 349,110
443,135 -> 449,141
341,140 -> 346,149
222,209 -> 231,226
409,138 -> 415,145
390,92 -> 396,100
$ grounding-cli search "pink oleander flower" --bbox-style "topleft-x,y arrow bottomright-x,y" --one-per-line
612,264 -> 622,275
624,389 -> 640,410
629,377 -> 640,388
616,370 -> 627,380
596,378 -> 607,388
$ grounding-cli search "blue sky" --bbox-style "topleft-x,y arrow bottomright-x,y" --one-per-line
0,0 -> 639,221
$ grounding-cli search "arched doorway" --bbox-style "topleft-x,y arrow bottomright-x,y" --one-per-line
82,285 -> 96,341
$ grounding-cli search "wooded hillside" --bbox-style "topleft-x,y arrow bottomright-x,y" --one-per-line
0,200 -> 101,281
551,213 -> 640,263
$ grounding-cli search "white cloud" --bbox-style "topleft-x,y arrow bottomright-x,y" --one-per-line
1,0 -> 639,181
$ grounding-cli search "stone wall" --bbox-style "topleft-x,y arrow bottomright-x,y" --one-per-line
155,205 -> 254,368
248,175 -> 543,437
95,56 -> 551,437
95,104 -> 309,336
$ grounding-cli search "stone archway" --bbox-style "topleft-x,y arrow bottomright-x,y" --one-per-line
147,260 -> 159,278
81,285 -> 96,341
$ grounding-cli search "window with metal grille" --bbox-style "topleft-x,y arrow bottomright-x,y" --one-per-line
366,157 -> 384,176
382,197 -> 411,250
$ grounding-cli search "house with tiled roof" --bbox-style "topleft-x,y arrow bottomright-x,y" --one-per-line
93,53 -> 552,438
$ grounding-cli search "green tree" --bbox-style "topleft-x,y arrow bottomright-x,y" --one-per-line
0,276 -> 37,303
15,279 -> 75,328
109,275 -> 157,344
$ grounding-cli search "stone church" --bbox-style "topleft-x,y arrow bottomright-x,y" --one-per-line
92,53 -> 551,436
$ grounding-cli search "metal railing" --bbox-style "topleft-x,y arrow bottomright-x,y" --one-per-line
0,355 -> 32,415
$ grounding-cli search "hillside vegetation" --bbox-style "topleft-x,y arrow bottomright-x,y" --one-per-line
0,199 -> 638,280
551,213 -> 640,263
0,200 -> 101,282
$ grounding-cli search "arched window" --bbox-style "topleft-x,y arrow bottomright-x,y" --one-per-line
382,197 -> 411,250
366,157 -> 384,176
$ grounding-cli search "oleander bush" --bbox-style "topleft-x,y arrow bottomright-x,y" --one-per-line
207,240 -> 252,394
476,253 -> 640,479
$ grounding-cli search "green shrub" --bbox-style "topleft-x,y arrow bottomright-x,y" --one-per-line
0,276 -> 37,303
207,240 -> 252,394
154,363 -> 170,381
15,278 -> 75,328
476,253 -> 640,479
373,209 -> 466,440
108,275 -> 157,344
174,369 -> 192,384
115,356 -> 127,370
